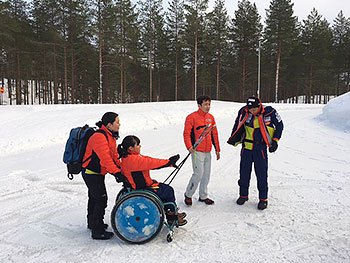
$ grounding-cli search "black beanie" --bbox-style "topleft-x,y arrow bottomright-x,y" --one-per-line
101,112 -> 119,126
246,97 -> 260,109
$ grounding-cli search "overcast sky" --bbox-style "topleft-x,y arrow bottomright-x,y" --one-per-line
208,0 -> 350,24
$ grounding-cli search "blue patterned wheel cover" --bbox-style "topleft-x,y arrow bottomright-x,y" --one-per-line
114,195 -> 163,243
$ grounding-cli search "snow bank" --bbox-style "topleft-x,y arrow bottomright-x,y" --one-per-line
319,92 -> 350,132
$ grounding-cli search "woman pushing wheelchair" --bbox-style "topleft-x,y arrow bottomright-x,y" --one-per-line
116,135 -> 187,226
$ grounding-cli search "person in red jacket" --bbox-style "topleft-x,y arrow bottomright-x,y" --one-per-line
82,112 -> 121,240
117,135 -> 187,226
183,95 -> 221,206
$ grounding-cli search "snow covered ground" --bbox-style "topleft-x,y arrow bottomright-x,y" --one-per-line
0,94 -> 349,263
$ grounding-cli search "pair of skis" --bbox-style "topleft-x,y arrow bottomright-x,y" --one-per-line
163,123 -> 216,185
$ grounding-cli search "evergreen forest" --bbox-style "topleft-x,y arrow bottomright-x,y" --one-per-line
1,0 -> 349,105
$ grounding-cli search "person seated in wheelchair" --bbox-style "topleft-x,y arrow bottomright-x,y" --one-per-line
116,135 -> 187,226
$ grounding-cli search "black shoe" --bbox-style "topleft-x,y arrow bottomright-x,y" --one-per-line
236,196 -> 248,205
88,223 -> 108,230
92,230 -> 114,240
198,197 -> 214,205
258,199 -> 268,210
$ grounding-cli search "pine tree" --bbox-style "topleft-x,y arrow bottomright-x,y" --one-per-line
166,0 -> 186,100
31,0 -> 63,104
138,0 -> 165,102
231,0 -> 262,101
184,0 -> 209,99
50,0 -> 92,104
1,0 -> 32,105
332,11 -> 350,95
301,8 -> 333,103
207,0 -> 230,100
114,0 -> 140,102
263,0 -> 298,102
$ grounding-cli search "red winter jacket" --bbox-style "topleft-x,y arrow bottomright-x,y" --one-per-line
82,125 -> 120,175
120,153 -> 172,190
183,109 -> 220,153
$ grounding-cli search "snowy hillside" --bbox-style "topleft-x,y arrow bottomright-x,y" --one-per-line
0,96 -> 349,263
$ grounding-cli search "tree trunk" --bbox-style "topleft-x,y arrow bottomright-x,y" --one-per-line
63,44 -> 68,104
24,81 -> 29,105
16,51 -> 21,105
308,64 -> 313,104
149,50 -> 153,102
194,33 -> 198,99
43,54 -> 47,104
71,48 -> 75,103
216,47 -> 221,100
275,47 -> 281,102
120,57 -> 124,103
241,55 -> 246,102
53,44 -> 58,104
149,66 -> 153,102
175,53 -> 178,101
31,80 -> 34,105
37,80 -> 41,105
8,79 -> 12,105
99,35 -> 103,104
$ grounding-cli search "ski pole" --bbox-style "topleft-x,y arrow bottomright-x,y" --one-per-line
163,125 -> 211,184
163,152 -> 191,184
164,124 -> 216,185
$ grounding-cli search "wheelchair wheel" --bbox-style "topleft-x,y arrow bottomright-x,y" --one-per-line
111,191 -> 165,244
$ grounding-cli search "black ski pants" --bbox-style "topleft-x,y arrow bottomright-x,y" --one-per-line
82,171 -> 107,234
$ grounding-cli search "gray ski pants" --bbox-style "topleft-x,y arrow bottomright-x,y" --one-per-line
185,151 -> 212,199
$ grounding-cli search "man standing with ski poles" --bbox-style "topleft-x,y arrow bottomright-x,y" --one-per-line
183,95 -> 221,206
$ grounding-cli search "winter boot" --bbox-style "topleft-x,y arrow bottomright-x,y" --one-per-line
198,197 -> 214,205
166,211 -> 188,226
91,230 -> 114,240
258,199 -> 268,210
236,196 -> 248,205
177,216 -> 187,226
178,211 -> 187,219
184,194 -> 192,206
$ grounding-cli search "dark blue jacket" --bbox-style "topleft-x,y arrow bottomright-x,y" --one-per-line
227,105 -> 283,149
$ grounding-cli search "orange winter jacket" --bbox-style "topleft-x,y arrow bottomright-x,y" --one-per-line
82,125 -> 120,175
183,109 -> 220,153
120,153 -> 172,190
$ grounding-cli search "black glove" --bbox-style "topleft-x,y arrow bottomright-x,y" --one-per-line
169,154 -> 180,168
113,172 -> 126,183
269,140 -> 278,153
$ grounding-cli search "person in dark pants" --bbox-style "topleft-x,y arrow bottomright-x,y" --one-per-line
117,135 -> 187,226
227,97 -> 284,210
82,112 -> 121,240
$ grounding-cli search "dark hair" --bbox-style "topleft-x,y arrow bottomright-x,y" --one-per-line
197,95 -> 211,105
117,135 -> 140,158
96,112 -> 119,128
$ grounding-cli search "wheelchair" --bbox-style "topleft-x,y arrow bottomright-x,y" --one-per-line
110,187 -> 180,244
